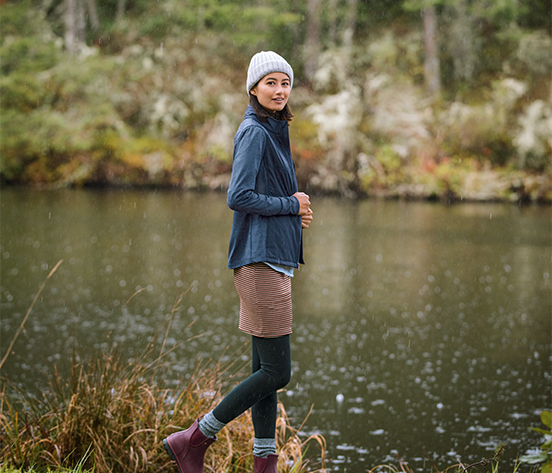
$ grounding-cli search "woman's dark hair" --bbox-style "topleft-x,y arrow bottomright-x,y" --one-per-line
249,94 -> 293,123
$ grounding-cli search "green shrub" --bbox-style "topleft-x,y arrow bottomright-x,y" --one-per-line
520,411 -> 552,473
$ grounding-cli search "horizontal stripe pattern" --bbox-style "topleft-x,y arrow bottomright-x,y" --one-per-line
234,263 -> 293,338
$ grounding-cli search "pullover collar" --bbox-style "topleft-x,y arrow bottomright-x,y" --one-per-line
245,105 -> 288,136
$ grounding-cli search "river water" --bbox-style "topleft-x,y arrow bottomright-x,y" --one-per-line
1,188 -> 550,471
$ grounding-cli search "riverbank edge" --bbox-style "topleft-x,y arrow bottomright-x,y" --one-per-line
3,176 -> 551,205
3,155 -> 551,204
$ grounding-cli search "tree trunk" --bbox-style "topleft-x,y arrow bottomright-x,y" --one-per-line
64,0 -> 76,54
341,0 -> 358,76
328,0 -> 338,47
449,0 -> 476,82
423,5 -> 441,97
85,0 -> 100,31
304,0 -> 322,83
76,0 -> 86,43
116,0 -> 127,23
342,0 -> 358,50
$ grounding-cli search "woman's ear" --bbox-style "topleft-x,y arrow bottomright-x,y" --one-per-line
250,87 -> 257,96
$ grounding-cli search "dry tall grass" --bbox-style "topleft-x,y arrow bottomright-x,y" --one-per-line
0,281 -> 326,473
0,342 -> 326,473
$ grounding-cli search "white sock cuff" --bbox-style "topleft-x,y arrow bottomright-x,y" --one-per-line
198,411 -> 225,438
253,437 -> 276,457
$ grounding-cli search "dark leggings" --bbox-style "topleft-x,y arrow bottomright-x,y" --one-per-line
212,334 -> 291,438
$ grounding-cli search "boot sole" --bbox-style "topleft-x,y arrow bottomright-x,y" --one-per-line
163,438 -> 182,473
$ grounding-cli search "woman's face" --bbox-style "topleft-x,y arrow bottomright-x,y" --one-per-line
250,72 -> 291,112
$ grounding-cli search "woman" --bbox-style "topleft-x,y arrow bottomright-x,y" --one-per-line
163,51 -> 313,473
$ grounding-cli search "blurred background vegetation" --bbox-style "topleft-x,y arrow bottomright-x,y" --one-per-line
1,0 -> 550,201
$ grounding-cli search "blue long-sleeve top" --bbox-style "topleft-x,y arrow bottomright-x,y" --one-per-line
227,106 -> 304,269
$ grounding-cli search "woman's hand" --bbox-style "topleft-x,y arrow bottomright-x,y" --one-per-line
292,192 -> 310,215
293,192 -> 313,229
301,208 -> 313,229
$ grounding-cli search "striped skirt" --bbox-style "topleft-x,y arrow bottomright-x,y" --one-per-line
234,263 -> 293,338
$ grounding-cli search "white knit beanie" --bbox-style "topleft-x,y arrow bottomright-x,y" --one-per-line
246,51 -> 294,95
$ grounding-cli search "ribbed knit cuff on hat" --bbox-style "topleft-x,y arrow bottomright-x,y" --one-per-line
246,51 -> 294,94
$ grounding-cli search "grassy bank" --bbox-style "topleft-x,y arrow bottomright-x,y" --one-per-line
0,280 -> 325,473
0,343 -> 326,473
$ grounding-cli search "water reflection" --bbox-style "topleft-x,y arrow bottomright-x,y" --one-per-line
1,189 -> 550,471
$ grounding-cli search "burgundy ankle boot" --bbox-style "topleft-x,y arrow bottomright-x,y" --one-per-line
163,418 -> 216,473
253,453 -> 279,473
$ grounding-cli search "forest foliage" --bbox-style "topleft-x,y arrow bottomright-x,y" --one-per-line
0,0 -> 551,201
